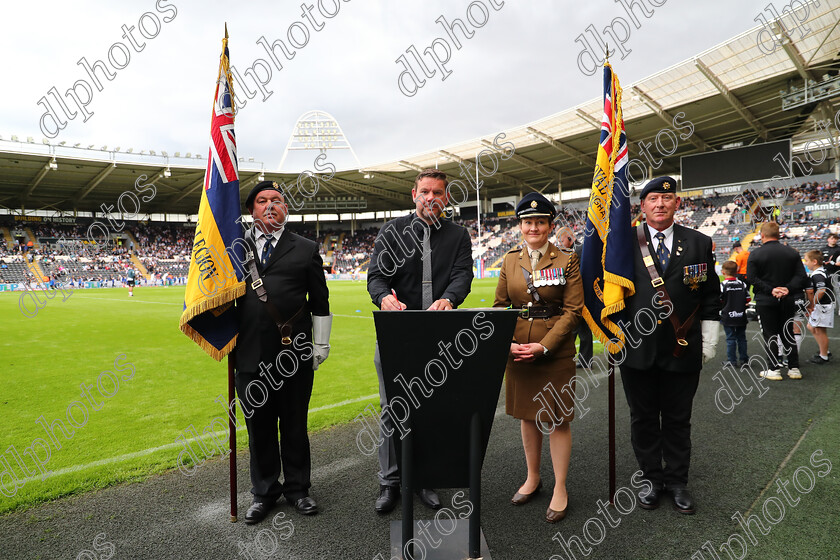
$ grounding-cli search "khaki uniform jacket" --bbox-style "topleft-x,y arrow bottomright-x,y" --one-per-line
494,243 -> 583,355
493,242 -> 584,420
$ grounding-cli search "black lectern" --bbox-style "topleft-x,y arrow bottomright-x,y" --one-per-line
374,309 -> 518,560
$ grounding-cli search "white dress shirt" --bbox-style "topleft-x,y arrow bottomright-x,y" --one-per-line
254,227 -> 284,256
646,223 -> 674,253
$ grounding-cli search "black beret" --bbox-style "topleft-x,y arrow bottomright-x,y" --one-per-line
639,176 -> 678,199
516,192 -> 556,220
245,181 -> 284,210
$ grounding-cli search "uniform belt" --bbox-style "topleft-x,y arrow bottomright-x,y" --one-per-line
519,303 -> 560,319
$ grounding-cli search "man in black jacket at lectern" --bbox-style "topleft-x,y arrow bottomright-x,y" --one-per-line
367,169 -> 473,514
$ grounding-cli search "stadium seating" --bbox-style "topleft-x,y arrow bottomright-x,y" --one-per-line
3,178 -> 840,285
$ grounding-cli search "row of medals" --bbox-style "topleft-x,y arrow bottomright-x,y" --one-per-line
683,263 -> 708,290
534,268 -> 565,287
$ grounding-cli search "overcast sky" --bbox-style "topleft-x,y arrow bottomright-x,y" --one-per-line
2,0 -> 780,172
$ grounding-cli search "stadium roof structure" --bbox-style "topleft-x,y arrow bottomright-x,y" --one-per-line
1,1 -> 839,218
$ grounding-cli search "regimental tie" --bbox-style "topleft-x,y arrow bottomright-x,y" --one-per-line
261,237 -> 274,267
421,226 -> 433,309
655,232 -> 670,271
530,250 -> 541,272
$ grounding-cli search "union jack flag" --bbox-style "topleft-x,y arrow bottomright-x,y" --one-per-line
580,62 -> 635,354
180,30 -> 247,360
206,42 -> 238,189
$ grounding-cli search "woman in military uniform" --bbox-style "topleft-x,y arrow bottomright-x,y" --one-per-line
493,192 -> 583,523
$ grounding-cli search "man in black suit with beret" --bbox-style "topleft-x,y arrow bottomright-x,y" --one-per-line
367,169 -> 473,514
236,181 -> 331,523
620,176 -> 721,514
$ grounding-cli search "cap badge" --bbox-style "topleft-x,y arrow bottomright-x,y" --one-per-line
663,182 -> 671,190
530,200 -> 538,208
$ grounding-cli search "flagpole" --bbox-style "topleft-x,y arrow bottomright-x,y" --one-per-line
228,354 -> 238,522
608,353 -> 616,504
603,43 -> 619,506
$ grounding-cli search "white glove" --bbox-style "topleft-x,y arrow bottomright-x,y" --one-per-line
701,320 -> 719,364
312,313 -> 333,370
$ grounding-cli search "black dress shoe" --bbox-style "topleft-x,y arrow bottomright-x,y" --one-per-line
671,487 -> 695,514
292,496 -> 318,515
244,501 -> 274,524
375,485 -> 400,514
637,484 -> 663,510
416,488 -> 441,510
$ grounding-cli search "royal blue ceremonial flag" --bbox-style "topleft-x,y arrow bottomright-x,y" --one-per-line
580,63 -> 635,354
179,29 -> 247,360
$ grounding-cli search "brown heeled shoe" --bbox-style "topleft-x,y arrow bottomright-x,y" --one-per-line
511,481 -> 542,505
545,499 -> 568,523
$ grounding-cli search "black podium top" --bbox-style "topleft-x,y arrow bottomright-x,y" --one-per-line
374,309 -> 518,488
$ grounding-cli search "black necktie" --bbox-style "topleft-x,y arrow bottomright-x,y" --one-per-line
261,237 -> 274,266
655,232 -> 670,271
421,227 -> 433,309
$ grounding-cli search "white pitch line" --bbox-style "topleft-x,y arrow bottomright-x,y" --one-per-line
15,393 -> 380,485
70,295 -> 181,306
310,393 -> 378,412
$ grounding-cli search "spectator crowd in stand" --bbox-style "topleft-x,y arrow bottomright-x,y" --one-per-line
2,178 -> 840,285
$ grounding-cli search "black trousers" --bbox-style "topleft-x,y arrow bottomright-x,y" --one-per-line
235,363 -> 314,503
756,297 -> 799,369
620,365 -> 700,488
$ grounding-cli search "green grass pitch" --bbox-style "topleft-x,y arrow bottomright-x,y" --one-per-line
0,278 -> 526,513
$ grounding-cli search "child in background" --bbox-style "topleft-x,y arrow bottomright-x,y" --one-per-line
805,250 -> 834,364
720,260 -> 749,367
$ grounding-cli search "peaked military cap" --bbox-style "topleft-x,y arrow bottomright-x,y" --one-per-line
516,192 -> 556,220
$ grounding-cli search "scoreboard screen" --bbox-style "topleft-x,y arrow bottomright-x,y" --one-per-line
680,140 -> 791,189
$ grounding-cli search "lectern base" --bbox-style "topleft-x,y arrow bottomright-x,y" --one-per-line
389,520 -> 491,560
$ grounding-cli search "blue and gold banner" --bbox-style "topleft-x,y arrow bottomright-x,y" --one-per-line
580,63 -> 635,354
179,30 -> 247,360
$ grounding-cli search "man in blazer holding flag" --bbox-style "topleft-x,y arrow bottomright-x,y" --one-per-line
236,181 -> 331,523
620,176 -> 720,514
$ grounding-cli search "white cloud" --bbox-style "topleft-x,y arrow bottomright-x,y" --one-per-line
2,0 -> 779,171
